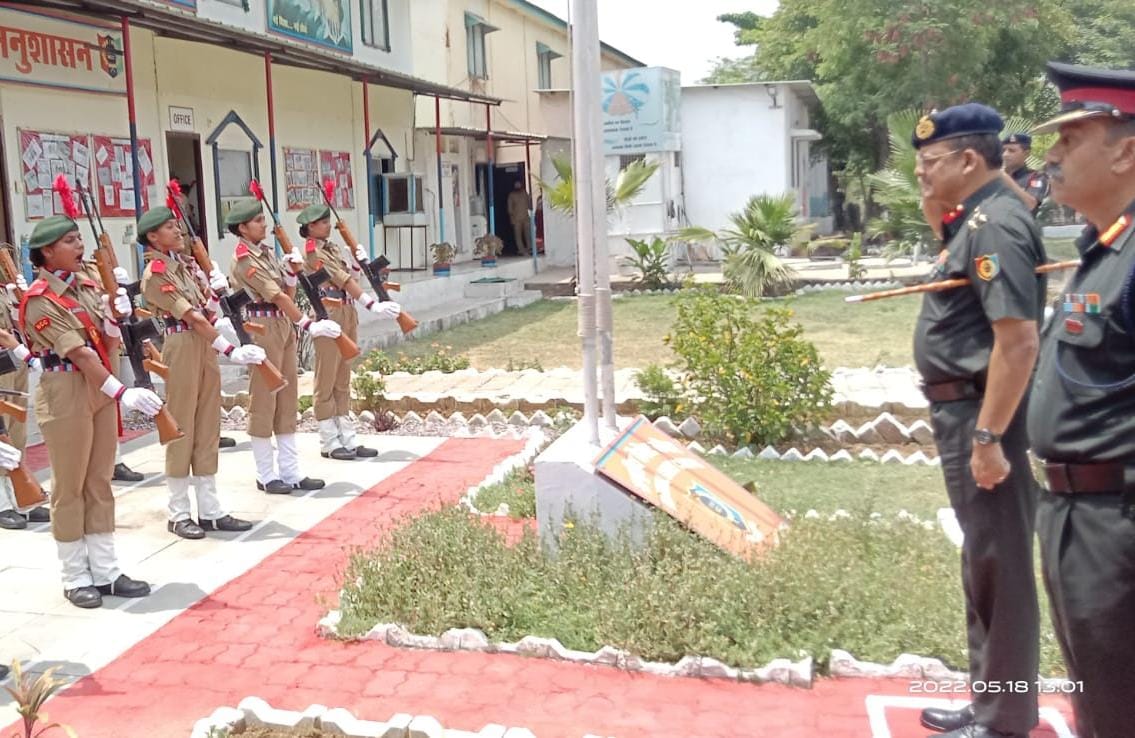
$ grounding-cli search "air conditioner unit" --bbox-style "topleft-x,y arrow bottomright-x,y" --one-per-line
381,173 -> 428,226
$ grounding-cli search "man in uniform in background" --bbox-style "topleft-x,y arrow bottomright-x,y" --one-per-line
227,198 -> 339,493
1001,132 -> 1050,216
506,179 -> 532,256
297,202 -> 400,460
138,206 -> 260,540
911,104 -> 1045,738
1027,62 -> 1135,738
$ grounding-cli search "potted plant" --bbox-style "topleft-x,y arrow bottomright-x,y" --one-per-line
429,242 -> 456,276
474,234 -> 504,267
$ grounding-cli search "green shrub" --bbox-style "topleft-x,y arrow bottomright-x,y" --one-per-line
621,237 -> 672,290
358,344 -> 471,374
297,395 -> 314,414
351,371 -> 386,413
471,465 -> 536,518
505,357 -> 544,372
846,233 -> 867,281
655,289 -> 832,446
634,364 -> 683,419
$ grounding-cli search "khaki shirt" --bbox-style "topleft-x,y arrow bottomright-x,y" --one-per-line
230,239 -> 285,303
0,289 -> 16,334
22,270 -> 107,359
303,237 -> 351,290
141,249 -> 206,321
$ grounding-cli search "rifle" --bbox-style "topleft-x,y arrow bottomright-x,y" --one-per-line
64,178 -> 184,446
844,260 -> 1080,303
319,179 -> 417,334
0,369 -> 46,508
248,180 -> 360,360
166,183 -> 286,394
0,246 -> 24,302
141,340 -> 168,380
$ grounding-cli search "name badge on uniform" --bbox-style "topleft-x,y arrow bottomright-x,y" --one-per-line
161,284 -> 177,294
1064,317 -> 1084,334
34,317 -> 50,331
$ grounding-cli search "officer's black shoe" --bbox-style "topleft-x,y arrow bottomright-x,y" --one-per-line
112,462 -> 144,482
168,519 -> 206,540
0,510 -> 27,530
64,586 -> 102,609
218,437 -> 237,449
256,479 -> 293,495
353,445 -> 379,458
27,506 -> 50,523
197,515 -> 254,532
934,725 -> 1026,738
921,704 -> 975,733
321,447 -> 356,460
292,477 -> 325,490
95,574 -> 151,598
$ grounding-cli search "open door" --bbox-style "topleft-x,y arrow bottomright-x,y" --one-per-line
165,132 -> 207,244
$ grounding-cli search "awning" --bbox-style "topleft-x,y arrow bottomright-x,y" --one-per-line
417,126 -> 547,144
17,0 -> 503,105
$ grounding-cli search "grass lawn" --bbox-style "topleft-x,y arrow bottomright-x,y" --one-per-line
395,290 -> 920,370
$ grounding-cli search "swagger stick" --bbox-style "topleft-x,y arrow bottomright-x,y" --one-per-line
844,260 -> 1080,303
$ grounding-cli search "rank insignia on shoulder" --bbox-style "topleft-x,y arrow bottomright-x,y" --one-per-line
235,243 -> 251,259
974,254 -> 1000,281
151,260 -> 167,274
305,239 -> 318,254
967,209 -> 989,230
34,317 -> 50,331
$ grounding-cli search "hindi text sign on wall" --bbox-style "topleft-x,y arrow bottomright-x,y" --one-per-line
0,6 -> 125,95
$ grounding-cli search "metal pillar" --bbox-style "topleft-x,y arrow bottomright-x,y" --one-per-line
525,140 -> 538,273
435,96 -> 445,244
486,104 -> 496,235
265,52 -> 281,254
121,16 -> 144,275
363,79 -> 375,258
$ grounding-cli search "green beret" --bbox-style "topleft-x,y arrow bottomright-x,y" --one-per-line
137,206 -> 175,241
224,198 -> 263,226
297,203 -> 330,226
28,216 -> 79,250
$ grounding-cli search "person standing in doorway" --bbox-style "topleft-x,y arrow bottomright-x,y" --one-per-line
911,104 -> 1045,738
506,179 -> 532,256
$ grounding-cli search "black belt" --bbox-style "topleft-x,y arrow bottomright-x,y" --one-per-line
921,378 -> 984,403
248,302 -> 276,311
320,288 -> 347,299
1043,462 -> 1133,495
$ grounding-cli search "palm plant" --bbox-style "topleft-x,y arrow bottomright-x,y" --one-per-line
681,193 -> 808,298
3,661 -> 76,738
538,154 -> 659,215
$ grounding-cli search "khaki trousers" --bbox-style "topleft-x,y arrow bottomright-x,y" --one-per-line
163,330 -> 221,477
0,361 -> 28,474
313,302 -> 358,421
248,316 -> 298,438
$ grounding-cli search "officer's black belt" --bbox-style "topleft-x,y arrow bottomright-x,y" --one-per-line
1043,461 -> 1133,495
247,302 -> 277,311
319,288 -> 349,299
921,378 -> 984,403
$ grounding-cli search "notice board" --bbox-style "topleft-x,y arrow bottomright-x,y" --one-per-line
91,135 -> 155,216
594,416 -> 784,559
284,146 -> 319,210
319,150 -> 354,209
17,129 -> 92,220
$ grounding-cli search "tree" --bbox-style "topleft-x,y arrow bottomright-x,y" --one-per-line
537,155 -> 659,215
1065,0 -> 1135,69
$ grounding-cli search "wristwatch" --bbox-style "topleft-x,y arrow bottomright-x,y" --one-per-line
973,428 -> 1002,445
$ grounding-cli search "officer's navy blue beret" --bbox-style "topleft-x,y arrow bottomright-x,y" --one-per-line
1033,62 -> 1135,134
1002,132 -> 1032,148
911,103 -> 1005,149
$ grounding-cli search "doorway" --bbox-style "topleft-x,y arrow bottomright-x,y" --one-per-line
165,132 -> 206,244
477,162 -> 527,256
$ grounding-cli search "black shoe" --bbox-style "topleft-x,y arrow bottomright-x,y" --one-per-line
64,586 -> 102,609
27,506 -> 50,523
935,725 -> 1026,738
95,574 -> 150,598
922,705 -> 975,733
0,664 -> 8,680
291,477 -> 325,490
218,436 -> 237,449
168,519 -> 206,540
0,510 -> 27,530
256,479 -> 293,495
353,445 -> 378,458
197,515 -> 253,532
321,447 -> 356,460
112,463 -> 144,482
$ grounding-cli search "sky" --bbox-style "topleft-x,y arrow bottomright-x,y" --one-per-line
525,0 -> 780,84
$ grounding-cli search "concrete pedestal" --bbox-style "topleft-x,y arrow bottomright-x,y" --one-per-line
534,416 -> 653,551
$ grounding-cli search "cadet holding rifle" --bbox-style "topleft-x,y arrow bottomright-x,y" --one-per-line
138,206 -> 259,540
296,188 -> 402,460
227,194 -> 337,494
19,214 -> 155,609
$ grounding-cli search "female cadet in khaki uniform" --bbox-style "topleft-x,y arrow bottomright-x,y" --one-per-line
295,203 -> 400,459
226,198 -> 341,494
20,216 -> 158,608
138,206 -> 262,540
0,262 -> 49,529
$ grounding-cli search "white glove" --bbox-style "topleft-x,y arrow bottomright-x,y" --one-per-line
121,387 -> 163,417
102,288 -> 131,317
367,300 -> 401,319
209,268 -> 229,293
228,344 -> 266,366
307,319 -> 341,339
13,344 -> 31,363
3,284 -> 18,302
285,248 -> 304,266
0,440 -> 20,471
355,247 -> 369,263
113,266 -> 130,285
28,356 -> 42,378
102,317 -> 122,339
283,270 -> 298,288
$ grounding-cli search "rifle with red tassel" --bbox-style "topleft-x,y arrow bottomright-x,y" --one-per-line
319,179 -> 417,335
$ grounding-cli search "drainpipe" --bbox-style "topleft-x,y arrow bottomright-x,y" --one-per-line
363,78 -> 375,258
435,96 -> 445,245
121,16 -> 144,275
486,104 -> 496,237
525,140 -> 538,273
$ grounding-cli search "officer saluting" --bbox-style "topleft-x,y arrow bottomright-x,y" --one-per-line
1000,133 -> 1049,216
296,203 -> 400,460
911,104 -> 1045,738
19,216 -> 157,608
1028,62 -> 1135,738
226,198 -> 340,493
138,206 -> 261,539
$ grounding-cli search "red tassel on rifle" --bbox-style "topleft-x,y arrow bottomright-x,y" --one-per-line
249,180 -> 265,202
323,178 -> 335,206
54,175 -> 81,219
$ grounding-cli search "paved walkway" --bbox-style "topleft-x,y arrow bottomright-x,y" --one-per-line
2,433 -> 1074,738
